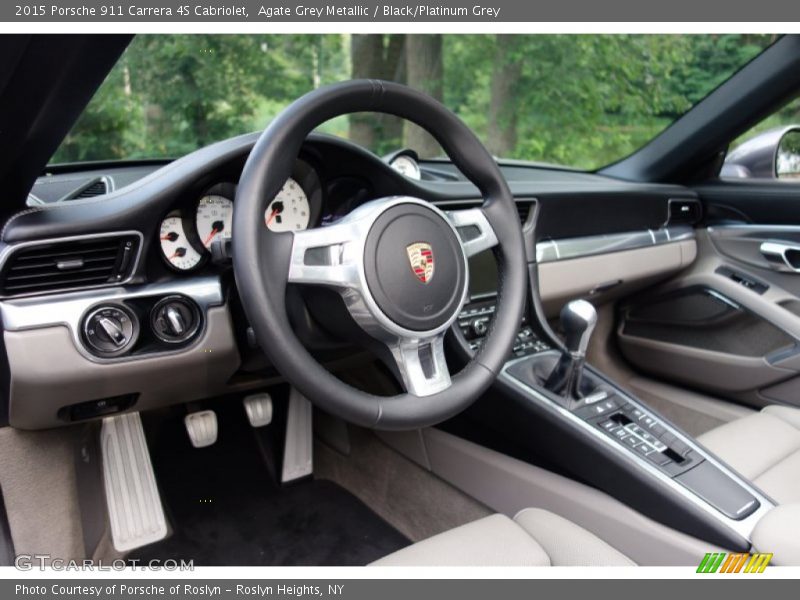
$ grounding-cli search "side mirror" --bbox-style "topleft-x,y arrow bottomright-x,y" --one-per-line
776,128 -> 800,180
722,125 -> 800,179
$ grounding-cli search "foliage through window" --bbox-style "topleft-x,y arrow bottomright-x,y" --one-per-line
52,34 -> 775,170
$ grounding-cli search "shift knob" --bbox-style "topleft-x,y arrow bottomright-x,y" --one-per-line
560,299 -> 597,357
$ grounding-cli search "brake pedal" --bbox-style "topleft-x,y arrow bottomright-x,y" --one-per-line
243,393 -> 273,428
281,388 -> 313,483
101,412 -> 168,552
184,410 -> 218,448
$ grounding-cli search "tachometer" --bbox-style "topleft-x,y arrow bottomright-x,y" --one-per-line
265,178 -> 311,232
196,194 -> 233,248
160,216 -> 203,271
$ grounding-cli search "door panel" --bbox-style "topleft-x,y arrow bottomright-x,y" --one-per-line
617,184 -> 800,409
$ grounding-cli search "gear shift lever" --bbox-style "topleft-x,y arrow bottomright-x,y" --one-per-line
544,299 -> 598,400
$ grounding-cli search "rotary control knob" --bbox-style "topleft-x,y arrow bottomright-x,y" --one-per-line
472,317 -> 490,336
83,305 -> 138,357
150,295 -> 201,344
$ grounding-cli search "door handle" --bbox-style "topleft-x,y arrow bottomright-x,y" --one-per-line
760,241 -> 800,272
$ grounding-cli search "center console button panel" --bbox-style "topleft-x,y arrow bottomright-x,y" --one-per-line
458,298 -> 550,356
587,400 -> 697,476
504,354 -> 761,523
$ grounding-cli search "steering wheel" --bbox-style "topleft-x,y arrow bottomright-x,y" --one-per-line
233,80 -> 527,430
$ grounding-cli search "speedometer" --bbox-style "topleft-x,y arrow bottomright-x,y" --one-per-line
196,194 -> 233,249
160,216 -> 203,271
265,178 -> 310,232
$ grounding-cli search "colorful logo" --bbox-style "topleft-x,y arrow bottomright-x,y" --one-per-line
697,552 -> 772,573
406,242 -> 435,284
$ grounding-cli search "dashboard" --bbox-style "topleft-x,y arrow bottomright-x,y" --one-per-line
0,132 -> 700,429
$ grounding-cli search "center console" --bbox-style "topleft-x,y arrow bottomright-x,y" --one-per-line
450,250 -> 774,551
490,299 -> 773,550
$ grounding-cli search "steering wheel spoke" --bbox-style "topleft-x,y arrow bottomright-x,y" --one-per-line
446,207 -> 499,257
287,222 -> 365,289
388,334 -> 451,397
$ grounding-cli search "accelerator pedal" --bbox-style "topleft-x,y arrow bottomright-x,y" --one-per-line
101,412 -> 168,552
281,388 -> 313,483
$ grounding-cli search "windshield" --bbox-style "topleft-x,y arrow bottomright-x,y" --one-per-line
52,34 -> 774,170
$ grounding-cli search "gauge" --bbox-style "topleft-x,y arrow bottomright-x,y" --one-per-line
265,178 -> 311,232
196,194 -> 233,249
159,216 -> 203,271
390,155 -> 422,180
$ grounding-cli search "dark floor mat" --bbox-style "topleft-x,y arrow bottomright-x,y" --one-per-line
129,405 -> 409,566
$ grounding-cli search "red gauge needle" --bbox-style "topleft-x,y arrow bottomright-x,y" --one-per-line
267,201 -> 284,227
203,228 -> 219,247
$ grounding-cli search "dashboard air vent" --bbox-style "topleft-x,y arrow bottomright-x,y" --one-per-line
69,178 -> 109,200
437,199 -> 537,225
667,198 -> 702,225
516,200 -> 536,224
0,234 -> 140,296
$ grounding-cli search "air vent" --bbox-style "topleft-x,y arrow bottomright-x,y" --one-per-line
0,234 -> 140,296
667,198 -> 702,225
437,199 -> 536,224
69,178 -> 109,200
516,200 -> 536,224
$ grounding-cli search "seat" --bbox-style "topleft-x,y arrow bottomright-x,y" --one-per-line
371,509 -> 634,566
698,405 -> 800,504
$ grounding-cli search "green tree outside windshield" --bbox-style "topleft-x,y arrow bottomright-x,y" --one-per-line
52,34 -> 776,170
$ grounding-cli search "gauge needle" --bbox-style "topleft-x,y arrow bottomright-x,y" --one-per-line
168,247 -> 187,260
266,201 -> 284,226
203,228 -> 218,247
203,220 -> 225,247
161,232 -> 179,242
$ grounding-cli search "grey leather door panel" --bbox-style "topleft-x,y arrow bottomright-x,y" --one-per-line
617,228 -> 800,408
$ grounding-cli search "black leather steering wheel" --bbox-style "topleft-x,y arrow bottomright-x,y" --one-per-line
233,80 -> 527,430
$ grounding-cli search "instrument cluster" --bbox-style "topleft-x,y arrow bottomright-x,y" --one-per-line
158,161 -> 322,271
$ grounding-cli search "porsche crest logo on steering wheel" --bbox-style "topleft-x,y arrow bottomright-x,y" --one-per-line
406,242 -> 435,284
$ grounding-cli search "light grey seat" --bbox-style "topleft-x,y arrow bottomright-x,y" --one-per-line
372,509 -> 634,566
698,405 -> 800,504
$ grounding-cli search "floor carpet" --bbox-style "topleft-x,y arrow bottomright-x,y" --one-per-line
129,405 -> 409,566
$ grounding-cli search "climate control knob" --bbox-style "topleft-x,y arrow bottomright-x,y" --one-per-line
82,305 -> 138,357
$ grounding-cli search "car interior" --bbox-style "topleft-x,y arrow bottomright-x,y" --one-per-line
1,33 -> 800,567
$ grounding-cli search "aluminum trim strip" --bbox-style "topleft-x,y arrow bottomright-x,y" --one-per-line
536,226 -> 695,264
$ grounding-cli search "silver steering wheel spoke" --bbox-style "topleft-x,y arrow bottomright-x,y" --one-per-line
446,207 -> 499,257
287,220 -> 366,289
388,334 -> 451,397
